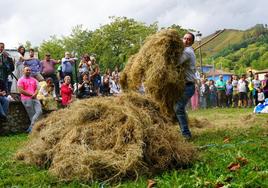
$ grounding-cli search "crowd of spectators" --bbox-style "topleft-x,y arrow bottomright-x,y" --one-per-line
0,43 -> 122,129
189,72 -> 268,110
1,42 -> 268,129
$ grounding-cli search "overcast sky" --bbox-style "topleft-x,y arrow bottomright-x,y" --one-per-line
1,0 -> 267,48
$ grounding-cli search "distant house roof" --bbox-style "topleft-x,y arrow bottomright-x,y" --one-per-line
206,69 -> 233,77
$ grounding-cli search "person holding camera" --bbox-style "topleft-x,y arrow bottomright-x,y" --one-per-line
61,52 -> 77,85
77,72 -> 93,98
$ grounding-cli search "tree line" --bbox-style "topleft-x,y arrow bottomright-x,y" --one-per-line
25,17 -> 189,72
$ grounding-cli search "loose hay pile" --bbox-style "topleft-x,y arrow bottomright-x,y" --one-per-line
16,29 -> 197,182
16,93 -> 196,182
120,29 -> 185,115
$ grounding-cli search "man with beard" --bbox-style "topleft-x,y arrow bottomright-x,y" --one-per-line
18,67 -> 42,132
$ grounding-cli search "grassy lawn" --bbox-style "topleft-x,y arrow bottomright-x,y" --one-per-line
0,108 -> 268,187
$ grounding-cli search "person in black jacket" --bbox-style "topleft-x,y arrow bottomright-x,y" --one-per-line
0,79 -> 9,121
0,42 -> 14,93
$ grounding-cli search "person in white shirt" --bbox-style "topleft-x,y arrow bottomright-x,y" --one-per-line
257,88 -> 265,104
237,74 -> 248,107
232,75 -> 239,107
252,74 -> 261,105
110,76 -> 121,96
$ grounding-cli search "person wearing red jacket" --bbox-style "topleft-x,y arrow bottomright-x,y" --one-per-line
60,75 -> 73,106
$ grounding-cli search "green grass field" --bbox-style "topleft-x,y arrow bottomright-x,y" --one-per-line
0,108 -> 268,187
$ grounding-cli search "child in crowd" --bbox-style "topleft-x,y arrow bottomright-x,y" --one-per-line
110,76 -> 121,96
37,77 -> 58,111
257,88 -> 265,104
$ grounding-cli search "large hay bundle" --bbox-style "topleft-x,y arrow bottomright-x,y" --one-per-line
16,29 -> 197,182
120,29 -> 185,115
16,93 -> 196,182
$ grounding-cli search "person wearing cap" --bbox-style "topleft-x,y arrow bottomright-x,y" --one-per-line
40,53 -> 60,96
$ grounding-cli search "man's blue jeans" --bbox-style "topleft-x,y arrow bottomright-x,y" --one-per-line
174,83 -> 195,138
0,96 -> 9,117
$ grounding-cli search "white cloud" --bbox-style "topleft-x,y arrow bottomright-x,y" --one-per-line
1,0 -> 268,48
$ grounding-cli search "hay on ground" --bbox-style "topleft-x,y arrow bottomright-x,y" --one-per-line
188,117 -> 211,129
16,93 -> 196,182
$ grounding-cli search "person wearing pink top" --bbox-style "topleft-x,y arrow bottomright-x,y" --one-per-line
191,83 -> 199,110
17,67 -> 42,132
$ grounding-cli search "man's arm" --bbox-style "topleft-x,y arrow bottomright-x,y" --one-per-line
31,88 -> 39,99
61,58 -> 68,64
38,60 -> 42,72
18,86 -> 33,97
90,65 -> 100,78
179,51 -> 191,65
40,61 -> 44,73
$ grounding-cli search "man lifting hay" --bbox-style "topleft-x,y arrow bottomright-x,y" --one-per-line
174,32 -> 197,140
120,31 -> 197,140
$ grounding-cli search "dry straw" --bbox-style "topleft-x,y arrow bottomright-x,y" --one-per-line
16,29 -> 197,182
120,29 -> 185,115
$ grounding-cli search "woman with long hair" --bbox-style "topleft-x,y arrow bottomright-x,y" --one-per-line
11,46 -> 27,93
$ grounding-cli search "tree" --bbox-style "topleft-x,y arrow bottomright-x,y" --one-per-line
62,25 -> 93,58
88,16 -> 158,71
37,16 -> 194,72
167,24 -> 194,37
38,36 -> 65,60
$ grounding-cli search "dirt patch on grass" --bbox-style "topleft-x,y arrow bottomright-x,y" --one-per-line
189,117 -> 211,129
189,109 -> 267,134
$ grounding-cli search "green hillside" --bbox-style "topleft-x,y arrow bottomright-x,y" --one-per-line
197,24 -> 267,58
200,24 -> 268,74
198,29 -> 244,57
